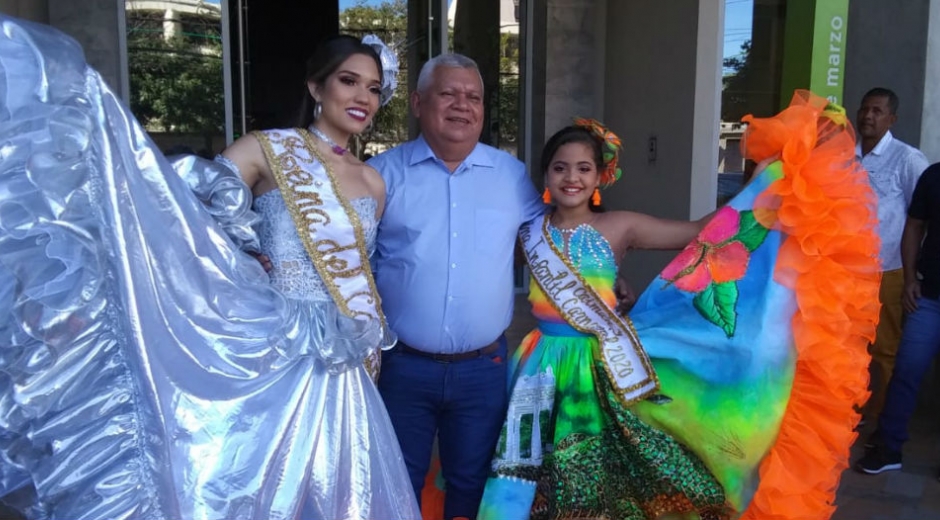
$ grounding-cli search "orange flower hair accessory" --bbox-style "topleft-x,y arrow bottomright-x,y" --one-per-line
574,117 -> 623,188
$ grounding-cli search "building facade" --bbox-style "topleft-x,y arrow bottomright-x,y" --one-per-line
3,0 -> 939,286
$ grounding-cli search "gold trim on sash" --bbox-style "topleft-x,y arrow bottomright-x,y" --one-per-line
253,128 -> 384,379
520,215 -> 659,406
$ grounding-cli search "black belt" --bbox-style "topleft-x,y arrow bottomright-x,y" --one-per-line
396,340 -> 499,363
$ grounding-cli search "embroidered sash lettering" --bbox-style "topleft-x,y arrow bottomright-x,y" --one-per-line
254,128 -> 384,379
520,215 -> 659,405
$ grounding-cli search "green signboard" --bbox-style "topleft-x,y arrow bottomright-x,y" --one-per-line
780,0 -> 850,108
809,0 -> 850,105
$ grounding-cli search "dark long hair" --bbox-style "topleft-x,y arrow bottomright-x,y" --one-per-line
294,35 -> 384,129
540,125 -> 604,176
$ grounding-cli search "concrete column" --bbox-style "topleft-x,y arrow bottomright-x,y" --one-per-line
543,0 -> 606,140
603,0 -> 721,289
844,0 -> 931,146
921,0 -> 940,163
48,0 -> 124,92
163,8 -> 181,41
689,0 -> 723,220
1,0 -> 50,23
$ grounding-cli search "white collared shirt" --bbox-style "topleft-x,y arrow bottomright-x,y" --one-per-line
856,131 -> 930,270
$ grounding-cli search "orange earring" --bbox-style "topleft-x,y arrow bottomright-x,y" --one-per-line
592,188 -> 601,205
543,188 -> 552,203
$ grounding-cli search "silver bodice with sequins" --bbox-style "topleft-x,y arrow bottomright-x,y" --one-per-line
254,190 -> 378,301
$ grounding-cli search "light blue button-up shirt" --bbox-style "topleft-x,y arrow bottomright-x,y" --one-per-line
856,131 -> 929,271
368,135 -> 545,353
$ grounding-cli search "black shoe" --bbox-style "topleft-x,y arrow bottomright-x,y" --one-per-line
863,430 -> 881,449
855,446 -> 902,474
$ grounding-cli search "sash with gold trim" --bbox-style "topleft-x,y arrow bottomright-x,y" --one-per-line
253,128 -> 386,379
519,214 -> 659,405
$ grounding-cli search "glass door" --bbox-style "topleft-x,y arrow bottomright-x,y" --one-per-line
123,0 -> 233,156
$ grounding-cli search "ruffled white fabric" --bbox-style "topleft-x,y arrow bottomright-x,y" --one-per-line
0,14 -> 418,520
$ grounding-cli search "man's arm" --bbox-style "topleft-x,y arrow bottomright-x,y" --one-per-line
901,165 -> 933,312
900,217 -> 926,313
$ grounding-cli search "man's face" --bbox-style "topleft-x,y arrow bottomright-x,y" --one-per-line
412,66 -> 484,147
856,95 -> 897,141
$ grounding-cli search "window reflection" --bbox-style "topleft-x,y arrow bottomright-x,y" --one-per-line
125,0 -> 227,156
718,0 -> 786,205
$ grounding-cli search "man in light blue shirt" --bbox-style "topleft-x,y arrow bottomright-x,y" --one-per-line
368,53 -> 544,519
854,87 -> 929,427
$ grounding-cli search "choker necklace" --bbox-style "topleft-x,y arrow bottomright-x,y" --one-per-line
309,126 -> 348,156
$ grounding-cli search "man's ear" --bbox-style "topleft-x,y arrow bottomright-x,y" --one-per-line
410,90 -> 421,119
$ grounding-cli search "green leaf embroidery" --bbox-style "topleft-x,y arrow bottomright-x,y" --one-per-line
693,282 -> 738,337
735,210 -> 770,252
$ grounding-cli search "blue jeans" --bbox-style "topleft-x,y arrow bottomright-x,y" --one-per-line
877,296 -> 940,452
378,337 -> 508,519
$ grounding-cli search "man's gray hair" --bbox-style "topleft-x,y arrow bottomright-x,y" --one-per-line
415,53 -> 484,94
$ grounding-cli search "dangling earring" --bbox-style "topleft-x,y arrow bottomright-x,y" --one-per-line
365,119 -> 374,133
542,188 -> 552,204
592,188 -> 601,206
312,100 -> 322,121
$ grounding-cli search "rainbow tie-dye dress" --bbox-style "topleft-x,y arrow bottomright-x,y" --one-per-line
478,92 -> 882,520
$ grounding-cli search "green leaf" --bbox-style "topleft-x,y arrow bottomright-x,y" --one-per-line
735,210 -> 770,252
693,282 -> 738,337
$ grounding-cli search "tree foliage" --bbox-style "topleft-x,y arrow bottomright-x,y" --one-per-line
128,38 -> 224,134
126,10 -> 224,134
498,32 -> 520,147
721,40 -> 753,122
341,0 -> 410,150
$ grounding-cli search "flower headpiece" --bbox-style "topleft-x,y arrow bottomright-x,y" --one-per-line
362,34 -> 400,107
574,117 -> 623,188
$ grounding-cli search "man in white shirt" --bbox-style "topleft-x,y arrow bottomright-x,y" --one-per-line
855,87 -> 930,425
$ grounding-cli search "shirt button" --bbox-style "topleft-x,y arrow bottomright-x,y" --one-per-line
448,295 -> 454,301
452,203 -> 457,208
451,263 -> 457,269
452,232 -> 458,238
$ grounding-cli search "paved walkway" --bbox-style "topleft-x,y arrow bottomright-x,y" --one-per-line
833,385 -> 940,520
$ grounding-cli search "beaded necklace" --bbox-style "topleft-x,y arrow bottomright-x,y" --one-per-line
309,126 -> 349,156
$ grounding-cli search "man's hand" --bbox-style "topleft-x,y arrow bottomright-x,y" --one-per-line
250,252 -> 273,273
902,280 -> 921,314
614,277 -> 637,316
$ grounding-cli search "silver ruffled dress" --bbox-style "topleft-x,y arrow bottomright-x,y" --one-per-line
0,14 -> 419,520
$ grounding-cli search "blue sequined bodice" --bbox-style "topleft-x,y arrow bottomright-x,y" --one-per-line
546,221 -> 617,275
529,221 -> 619,323
254,190 -> 378,301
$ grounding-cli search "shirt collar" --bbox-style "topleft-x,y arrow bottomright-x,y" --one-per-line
408,134 -> 495,170
856,130 -> 894,157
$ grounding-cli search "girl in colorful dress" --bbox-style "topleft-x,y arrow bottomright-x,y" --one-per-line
479,92 -> 881,520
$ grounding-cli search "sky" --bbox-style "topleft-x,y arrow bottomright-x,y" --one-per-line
724,0 -> 754,60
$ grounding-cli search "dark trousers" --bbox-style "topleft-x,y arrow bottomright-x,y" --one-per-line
878,296 -> 940,452
378,337 -> 508,519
